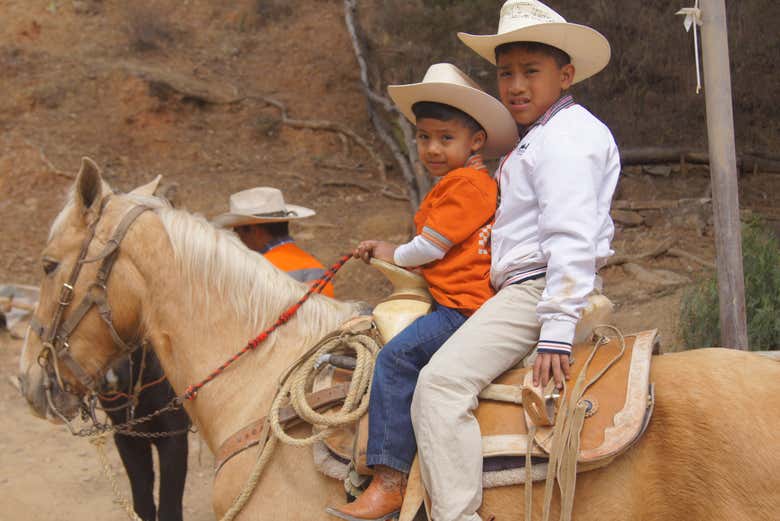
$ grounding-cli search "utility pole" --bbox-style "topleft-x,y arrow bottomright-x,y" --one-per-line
700,0 -> 748,349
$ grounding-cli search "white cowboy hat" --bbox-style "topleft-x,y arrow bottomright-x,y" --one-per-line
213,187 -> 315,228
388,63 -> 519,159
458,0 -> 611,84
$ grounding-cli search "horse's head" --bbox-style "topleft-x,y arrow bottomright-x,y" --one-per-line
18,158 -> 161,422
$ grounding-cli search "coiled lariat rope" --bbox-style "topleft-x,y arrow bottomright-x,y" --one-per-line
221,329 -> 381,521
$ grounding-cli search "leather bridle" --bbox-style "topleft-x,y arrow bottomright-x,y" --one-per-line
29,196 -> 151,421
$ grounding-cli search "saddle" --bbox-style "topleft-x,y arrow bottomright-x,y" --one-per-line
318,260 -> 656,477
320,328 -> 657,476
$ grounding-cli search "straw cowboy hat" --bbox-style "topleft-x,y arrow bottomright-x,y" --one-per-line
458,0 -> 611,84
213,187 -> 315,228
388,63 -> 518,159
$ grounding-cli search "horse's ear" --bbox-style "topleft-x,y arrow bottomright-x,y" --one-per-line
75,157 -> 105,213
129,175 -> 162,197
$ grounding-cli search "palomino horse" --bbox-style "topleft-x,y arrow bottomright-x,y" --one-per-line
19,160 -> 780,520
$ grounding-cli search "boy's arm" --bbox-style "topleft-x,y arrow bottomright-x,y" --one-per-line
354,240 -> 397,264
359,175 -> 495,268
353,236 -> 443,267
419,175 -> 496,258
394,235 -> 446,267
532,132 -> 603,377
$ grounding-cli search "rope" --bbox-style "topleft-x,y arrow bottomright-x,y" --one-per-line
98,375 -> 168,402
220,329 -> 381,521
91,434 -> 144,521
677,1 -> 703,94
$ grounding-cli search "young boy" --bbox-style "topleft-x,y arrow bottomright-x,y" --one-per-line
410,2 -> 621,520
327,63 -> 518,521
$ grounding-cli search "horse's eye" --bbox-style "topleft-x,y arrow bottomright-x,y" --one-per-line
42,257 -> 59,276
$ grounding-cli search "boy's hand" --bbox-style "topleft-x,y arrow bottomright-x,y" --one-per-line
533,352 -> 571,390
353,240 -> 397,264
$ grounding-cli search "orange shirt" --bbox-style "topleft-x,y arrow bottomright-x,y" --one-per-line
416,167 -> 497,315
263,241 -> 335,297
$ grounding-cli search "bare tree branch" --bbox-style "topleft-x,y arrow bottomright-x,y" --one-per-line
667,247 -> 716,269
344,0 -> 424,210
33,144 -> 75,179
621,146 -> 780,173
240,95 -> 387,184
604,238 -> 677,267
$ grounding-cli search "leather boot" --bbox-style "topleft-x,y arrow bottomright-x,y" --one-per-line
326,466 -> 406,521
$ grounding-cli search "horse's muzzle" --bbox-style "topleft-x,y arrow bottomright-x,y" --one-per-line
18,369 -> 81,422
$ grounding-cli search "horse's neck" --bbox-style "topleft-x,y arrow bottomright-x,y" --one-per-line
130,214 -> 359,452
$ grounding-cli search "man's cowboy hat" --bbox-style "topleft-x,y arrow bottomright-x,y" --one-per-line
388,63 -> 518,159
213,187 -> 315,228
458,0 -> 610,84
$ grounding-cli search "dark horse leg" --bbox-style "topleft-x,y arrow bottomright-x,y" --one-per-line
101,347 -> 190,521
113,432 -> 157,521
155,434 -> 189,521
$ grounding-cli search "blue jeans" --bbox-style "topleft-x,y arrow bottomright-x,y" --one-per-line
366,304 -> 467,473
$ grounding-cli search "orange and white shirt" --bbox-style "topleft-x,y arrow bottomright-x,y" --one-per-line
393,156 -> 497,315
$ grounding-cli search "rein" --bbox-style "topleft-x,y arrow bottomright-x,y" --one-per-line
30,196 -> 353,437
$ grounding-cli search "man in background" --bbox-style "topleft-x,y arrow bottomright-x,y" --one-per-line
214,187 -> 335,297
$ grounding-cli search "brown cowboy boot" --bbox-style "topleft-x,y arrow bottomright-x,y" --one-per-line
326,465 -> 407,521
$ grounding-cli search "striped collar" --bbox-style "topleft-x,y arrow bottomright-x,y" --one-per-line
258,235 -> 294,254
464,153 -> 488,172
519,94 -> 576,137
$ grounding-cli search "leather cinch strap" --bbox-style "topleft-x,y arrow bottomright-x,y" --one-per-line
214,382 -> 351,473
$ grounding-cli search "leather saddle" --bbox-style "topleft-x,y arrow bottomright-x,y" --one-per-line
321,328 -> 657,477
320,260 -> 657,476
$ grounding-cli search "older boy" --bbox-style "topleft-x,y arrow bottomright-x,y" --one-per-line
410,2 -> 621,520
327,63 -> 517,521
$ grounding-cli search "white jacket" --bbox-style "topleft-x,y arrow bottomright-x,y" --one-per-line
491,98 -> 620,354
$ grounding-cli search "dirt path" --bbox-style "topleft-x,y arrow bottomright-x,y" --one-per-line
0,332 -> 216,520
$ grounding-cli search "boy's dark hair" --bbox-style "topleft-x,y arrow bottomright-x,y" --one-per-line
261,221 -> 290,238
495,41 -> 571,68
412,101 -> 484,134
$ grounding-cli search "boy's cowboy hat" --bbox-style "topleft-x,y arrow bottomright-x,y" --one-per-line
213,187 -> 315,228
458,0 -> 610,84
388,63 -> 518,159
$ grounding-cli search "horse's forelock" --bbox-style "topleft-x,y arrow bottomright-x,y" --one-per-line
47,191 -> 78,243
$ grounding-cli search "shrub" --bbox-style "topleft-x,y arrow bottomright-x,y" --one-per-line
680,219 -> 780,350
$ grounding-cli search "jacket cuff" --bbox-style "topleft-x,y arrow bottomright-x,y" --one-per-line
537,319 -> 576,355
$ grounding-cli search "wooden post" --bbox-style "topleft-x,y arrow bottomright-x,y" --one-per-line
700,0 -> 748,349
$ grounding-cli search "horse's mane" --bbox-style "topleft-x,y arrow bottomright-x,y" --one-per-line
124,194 -> 355,347
50,188 -> 356,348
